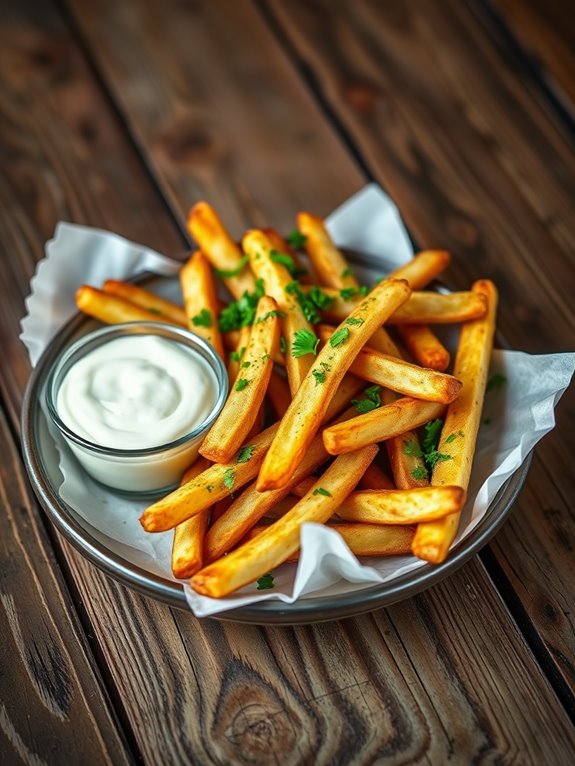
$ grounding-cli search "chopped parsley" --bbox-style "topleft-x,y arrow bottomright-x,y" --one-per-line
214,255 -> 249,279
279,336 -> 287,354
292,328 -> 320,358
351,385 -> 381,414
486,373 -> 507,393
345,317 -> 364,326
329,327 -> 350,348
191,308 -> 212,328
420,419 -> 452,470
445,430 -> 465,444
223,469 -> 235,490
206,484 -> 214,493
270,249 -> 306,278
313,487 -> 332,497
241,360 -> 251,369
235,378 -> 249,392
411,466 -> 428,481
256,573 -> 275,590
312,369 -> 326,385
256,309 -> 286,323
286,231 -> 307,249
229,347 -> 246,363
218,282 -> 264,332
307,285 -> 335,311
341,267 -> 353,278
403,440 -> 423,458
236,445 -> 255,463
340,285 -> 370,301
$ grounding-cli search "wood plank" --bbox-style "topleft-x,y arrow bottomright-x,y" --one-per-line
265,0 -> 575,694
0,405 -> 132,765
492,0 -> 575,107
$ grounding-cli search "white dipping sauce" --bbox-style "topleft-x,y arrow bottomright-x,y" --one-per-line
57,336 -> 218,450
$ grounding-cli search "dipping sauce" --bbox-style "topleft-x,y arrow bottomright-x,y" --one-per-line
56,335 -> 217,450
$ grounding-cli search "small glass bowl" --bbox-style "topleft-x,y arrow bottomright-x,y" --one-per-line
45,322 -> 227,495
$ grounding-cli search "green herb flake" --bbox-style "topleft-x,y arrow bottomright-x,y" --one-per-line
313,487 -> 332,497
341,268 -> 353,278
329,327 -> 350,348
255,309 -> 286,324
345,317 -> 364,326
219,290 -> 259,332
261,353 -> 271,361
286,231 -> 307,249
191,308 -> 212,328
214,255 -> 249,279
312,369 -> 326,385
235,378 -> 249,392
147,307 -> 163,316
229,347 -> 246,363
236,445 -> 256,464
206,484 -> 214,493
270,249 -> 306,278
308,285 -> 335,311
339,287 -> 357,301
279,336 -> 287,354
351,385 -> 381,414
411,466 -> 428,481
256,573 -> 275,590
425,451 -> 452,469
285,281 -> 321,324
422,419 -> 443,455
403,440 -> 423,458
223,469 -> 235,491
241,360 -> 251,369
486,373 -> 507,393
292,328 -> 320,358
358,285 -> 370,297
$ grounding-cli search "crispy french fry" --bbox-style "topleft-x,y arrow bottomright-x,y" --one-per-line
386,428 -> 429,489
366,327 -> 402,357
297,212 -> 359,289
358,461 -> 395,490
412,280 -> 498,564
313,288 -> 486,325
317,325 -> 461,404
171,457 -> 212,579
261,227 -> 313,283
187,202 -> 256,300
257,279 -> 411,491
180,250 -> 225,360
336,486 -> 466,524
103,280 -> 187,326
387,250 -> 450,289
141,372 -> 362,532
243,229 -> 314,395
191,445 -> 378,597
323,398 -> 445,455
200,296 -> 279,463
396,324 -> 450,371
290,476 -> 317,498
76,285 -> 179,325
227,325 -> 252,387
267,369 -> 292,419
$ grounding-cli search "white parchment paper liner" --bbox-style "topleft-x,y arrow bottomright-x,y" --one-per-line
20,185 -> 575,617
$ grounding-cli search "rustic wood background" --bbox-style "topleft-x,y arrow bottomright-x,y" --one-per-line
0,0 -> 573,763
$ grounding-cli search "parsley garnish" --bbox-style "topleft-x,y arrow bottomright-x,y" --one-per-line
285,281 -> 320,324
223,469 -> 235,490
341,268 -> 353,278
307,285 -> 335,311
445,430 -> 464,444
256,309 -> 286,323
229,347 -> 245,363
426,451 -> 452,469
256,573 -> 275,590
206,484 -> 214,493
329,327 -> 350,347
340,287 -> 357,301
351,385 -> 381,414
241,360 -> 251,368
237,445 -> 255,463
292,328 -> 320,358
486,373 -> 507,393
270,249 -> 306,278
219,288 -> 262,332
214,255 -> 249,279
286,231 -> 307,249
403,440 -> 423,458
191,308 -> 212,328
345,317 -> 364,326
313,487 -> 332,497
411,466 -> 428,481
235,378 -> 249,392
358,285 -> 370,297
422,419 -> 443,455
279,336 -> 287,354
312,369 -> 326,385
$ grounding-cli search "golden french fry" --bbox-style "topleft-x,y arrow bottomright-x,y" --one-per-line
358,461 -> 395,490
412,280 -> 498,564
386,428 -> 429,489
317,325 -> 461,403
290,476 -> 317,498
323,398 -> 445,455
141,372 -> 362,532
200,296 -> 280,463
336,486 -> 466,524
171,456 -> 212,579
103,280 -> 187,326
191,445 -> 378,598
396,324 -> 450,371
187,202 -> 256,300
257,279 -> 411,491
76,285 -> 179,325
387,250 -> 450,289
267,369 -> 292,419
261,227 -> 313,283
227,325 -> 252,388
297,212 -> 359,289
243,229 -> 314,395
180,250 -> 225,360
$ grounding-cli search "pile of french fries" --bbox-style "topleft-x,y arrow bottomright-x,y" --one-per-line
75,202 -> 497,598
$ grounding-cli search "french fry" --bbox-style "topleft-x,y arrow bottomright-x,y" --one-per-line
297,212 -> 359,289
412,280 -> 498,564
200,296 -> 280,463
359,461 -> 395,490
387,250 -> 450,289
141,372 -> 362,532
336,486 -> 466,524
187,202 -> 256,300
261,227 -> 313,283
191,445 -> 378,597
386,428 -> 429,489
267,369 -> 292,419
76,285 -> 180,325
396,324 -> 450,371
227,325 -> 252,387
103,280 -> 187,326
290,476 -> 317,498
171,457 -> 212,579
317,325 -> 461,404
257,279 -> 411,491
365,327 -> 402,357
243,229 -> 314,395
323,398 -> 445,455
180,250 -> 225,360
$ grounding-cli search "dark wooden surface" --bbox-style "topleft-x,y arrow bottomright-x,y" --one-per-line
1,0 -> 574,763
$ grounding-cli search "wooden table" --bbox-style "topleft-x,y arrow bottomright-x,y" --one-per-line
1,1 -> 574,763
